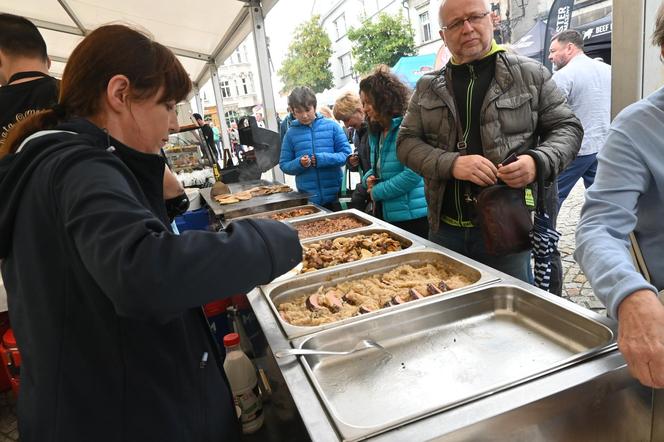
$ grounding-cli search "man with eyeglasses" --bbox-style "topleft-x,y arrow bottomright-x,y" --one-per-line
397,0 -> 582,284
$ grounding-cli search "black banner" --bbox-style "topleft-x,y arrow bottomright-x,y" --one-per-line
542,0 -> 575,70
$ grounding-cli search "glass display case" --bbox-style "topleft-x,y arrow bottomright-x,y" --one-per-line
163,124 -> 215,173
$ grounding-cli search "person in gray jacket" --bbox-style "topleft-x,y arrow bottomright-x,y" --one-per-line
397,0 -> 582,282
575,4 -> 664,388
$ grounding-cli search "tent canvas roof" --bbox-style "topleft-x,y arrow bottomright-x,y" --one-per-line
392,53 -> 436,88
0,0 -> 278,89
512,19 -> 546,59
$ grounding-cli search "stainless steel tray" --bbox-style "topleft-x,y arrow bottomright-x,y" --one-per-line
286,209 -> 374,240
262,249 -> 498,340
221,204 -> 325,227
293,284 -> 616,441
299,227 -> 425,273
199,181 -> 310,220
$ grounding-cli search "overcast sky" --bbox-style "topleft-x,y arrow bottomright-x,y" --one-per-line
264,0 -> 318,109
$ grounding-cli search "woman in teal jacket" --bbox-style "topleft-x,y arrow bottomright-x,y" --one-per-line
359,65 -> 428,237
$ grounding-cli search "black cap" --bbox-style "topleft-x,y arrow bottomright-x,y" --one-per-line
192,113 -> 203,120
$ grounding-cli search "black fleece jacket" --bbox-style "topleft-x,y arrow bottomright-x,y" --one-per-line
0,118 -> 302,441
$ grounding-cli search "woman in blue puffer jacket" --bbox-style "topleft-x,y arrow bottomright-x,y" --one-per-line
279,86 -> 351,209
359,65 -> 428,238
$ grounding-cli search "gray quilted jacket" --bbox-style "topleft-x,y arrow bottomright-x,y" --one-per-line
397,52 -> 583,232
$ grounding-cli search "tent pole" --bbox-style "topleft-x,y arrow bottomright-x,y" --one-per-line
249,0 -> 285,182
194,87 -> 204,116
209,63 -> 233,166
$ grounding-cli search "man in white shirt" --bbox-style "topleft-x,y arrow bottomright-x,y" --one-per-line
549,29 -> 611,210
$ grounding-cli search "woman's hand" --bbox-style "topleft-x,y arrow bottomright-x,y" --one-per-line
300,155 -> 311,167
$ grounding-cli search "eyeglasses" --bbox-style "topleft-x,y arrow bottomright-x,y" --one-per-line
441,11 -> 491,32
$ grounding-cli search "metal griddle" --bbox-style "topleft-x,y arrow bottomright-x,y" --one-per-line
199,179 -> 310,221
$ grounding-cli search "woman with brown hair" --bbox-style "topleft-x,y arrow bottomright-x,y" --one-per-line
359,65 -> 428,237
0,25 -> 301,441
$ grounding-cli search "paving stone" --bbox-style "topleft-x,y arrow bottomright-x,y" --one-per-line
573,274 -> 587,284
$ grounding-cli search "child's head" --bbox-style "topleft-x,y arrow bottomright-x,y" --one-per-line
288,86 -> 317,125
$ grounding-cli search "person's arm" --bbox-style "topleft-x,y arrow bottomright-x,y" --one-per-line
279,131 -> 306,175
54,154 -> 302,324
314,123 -> 352,168
575,128 -> 657,317
575,122 -> 664,388
397,79 -> 460,182
371,167 -> 422,202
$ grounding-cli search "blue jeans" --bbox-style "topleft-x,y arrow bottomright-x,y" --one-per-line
557,153 -> 597,210
429,223 -> 533,284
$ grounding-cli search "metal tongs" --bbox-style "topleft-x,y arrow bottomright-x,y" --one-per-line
274,339 -> 389,358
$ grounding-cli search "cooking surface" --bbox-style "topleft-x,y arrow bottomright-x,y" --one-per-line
298,284 -> 614,441
199,180 -> 310,219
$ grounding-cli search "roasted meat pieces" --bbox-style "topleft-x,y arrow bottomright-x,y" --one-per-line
293,216 -> 367,239
301,232 -> 404,273
278,263 -> 474,327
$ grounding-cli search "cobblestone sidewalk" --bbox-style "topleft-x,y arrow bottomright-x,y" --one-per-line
557,181 -> 606,316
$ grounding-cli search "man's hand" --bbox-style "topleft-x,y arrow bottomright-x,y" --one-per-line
617,289 -> 664,387
311,154 -> 317,168
452,155 -> 498,186
300,155 -> 311,167
497,155 -> 537,188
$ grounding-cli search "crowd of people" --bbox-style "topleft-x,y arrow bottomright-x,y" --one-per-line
2,0 -> 664,439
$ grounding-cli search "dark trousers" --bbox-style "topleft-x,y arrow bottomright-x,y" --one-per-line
557,153 -> 597,210
391,216 -> 429,239
430,223 -> 533,284
322,200 -> 342,212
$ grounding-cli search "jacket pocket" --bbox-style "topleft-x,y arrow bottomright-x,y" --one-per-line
495,93 -> 534,135
420,98 -> 450,147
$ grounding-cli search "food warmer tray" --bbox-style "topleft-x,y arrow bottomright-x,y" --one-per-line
291,284 -> 616,441
261,248 -> 499,340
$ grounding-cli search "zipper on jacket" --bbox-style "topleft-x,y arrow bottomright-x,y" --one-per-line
310,124 -> 322,201
454,64 -> 477,226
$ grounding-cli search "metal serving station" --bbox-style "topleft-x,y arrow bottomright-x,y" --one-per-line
231,208 -> 654,441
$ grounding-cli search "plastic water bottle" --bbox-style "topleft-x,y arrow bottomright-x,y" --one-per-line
223,333 -> 264,434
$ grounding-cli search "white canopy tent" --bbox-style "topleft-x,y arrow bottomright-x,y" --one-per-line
0,0 -> 283,155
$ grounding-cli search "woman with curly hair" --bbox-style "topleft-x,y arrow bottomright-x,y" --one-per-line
359,65 -> 428,237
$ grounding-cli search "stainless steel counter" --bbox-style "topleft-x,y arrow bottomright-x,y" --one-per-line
247,212 -> 652,441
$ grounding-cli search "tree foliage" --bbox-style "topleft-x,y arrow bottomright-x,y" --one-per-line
278,15 -> 334,95
347,12 -> 417,76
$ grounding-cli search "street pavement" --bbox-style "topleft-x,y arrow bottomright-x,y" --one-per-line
0,181 -> 608,438
557,181 -> 606,316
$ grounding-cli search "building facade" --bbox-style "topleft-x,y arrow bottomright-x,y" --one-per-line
315,0 -> 412,105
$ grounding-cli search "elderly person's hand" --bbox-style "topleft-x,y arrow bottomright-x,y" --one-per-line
617,289 -> 664,387
497,155 -> 537,188
452,154 -> 498,186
